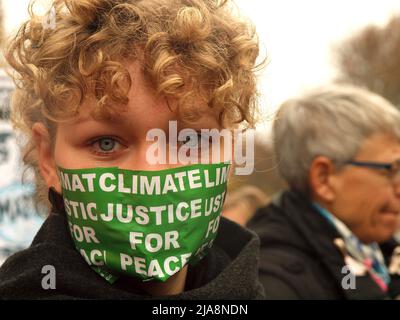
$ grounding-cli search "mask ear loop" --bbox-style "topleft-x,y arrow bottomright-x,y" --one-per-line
48,187 -> 65,213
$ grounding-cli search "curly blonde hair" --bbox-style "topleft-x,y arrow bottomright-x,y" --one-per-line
6,0 -> 263,210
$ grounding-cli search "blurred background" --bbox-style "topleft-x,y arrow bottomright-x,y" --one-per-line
1,0 -> 400,263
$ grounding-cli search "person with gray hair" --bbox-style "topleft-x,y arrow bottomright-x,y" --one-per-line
248,85 -> 400,299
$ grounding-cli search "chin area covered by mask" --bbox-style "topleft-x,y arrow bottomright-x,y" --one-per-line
55,162 -> 230,283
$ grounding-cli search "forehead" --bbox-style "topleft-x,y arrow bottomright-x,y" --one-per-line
67,61 -> 220,132
355,133 -> 400,162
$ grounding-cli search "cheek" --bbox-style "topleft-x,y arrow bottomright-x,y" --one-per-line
53,137 -> 67,167
356,190 -> 390,225
345,172 -> 388,206
333,183 -> 386,226
363,192 -> 398,243
53,133 -> 82,168
332,172 -> 397,241
367,184 -> 395,214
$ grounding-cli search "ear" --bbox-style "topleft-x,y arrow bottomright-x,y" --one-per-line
309,156 -> 336,202
32,123 -> 61,192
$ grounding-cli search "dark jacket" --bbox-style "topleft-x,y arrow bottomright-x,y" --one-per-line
248,190 -> 400,300
0,191 -> 264,300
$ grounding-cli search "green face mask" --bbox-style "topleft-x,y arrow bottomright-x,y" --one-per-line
57,162 -> 230,283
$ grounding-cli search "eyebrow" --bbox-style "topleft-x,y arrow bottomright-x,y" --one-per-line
71,112 -> 130,127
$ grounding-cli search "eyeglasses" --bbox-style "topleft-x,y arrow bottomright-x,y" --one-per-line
344,160 -> 400,180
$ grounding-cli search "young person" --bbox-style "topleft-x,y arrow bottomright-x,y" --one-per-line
0,0 -> 265,299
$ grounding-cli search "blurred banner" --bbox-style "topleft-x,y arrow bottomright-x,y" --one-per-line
0,69 -> 44,265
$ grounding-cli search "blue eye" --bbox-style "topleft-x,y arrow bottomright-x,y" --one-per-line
89,137 -> 123,155
98,138 -> 116,151
88,136 -> 126,158
183,133 -> 201,148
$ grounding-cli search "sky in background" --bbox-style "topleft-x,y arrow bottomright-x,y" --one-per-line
3,0 -> 400,133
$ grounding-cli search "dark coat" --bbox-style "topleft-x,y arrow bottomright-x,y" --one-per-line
248,190 -> 400,300
0,191 -> 265,300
